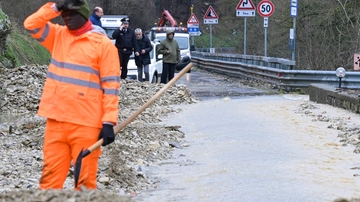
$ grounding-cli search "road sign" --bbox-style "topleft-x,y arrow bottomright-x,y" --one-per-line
354,53 -> 360,70
290,7 -> 297,17
188,25 -> 199,32
236,0 -> 256,17
263,17 -> 268,27
187,24 -> 201,36
257,0 -> 275,18
187,14 -> 200,37
236,0 -> 256,10
290,0 -> 298,17
289,28 -> 294,39
237,10 -> 256,17
203,5 -> 219,24
187,13 -> 199,25
189,32 -> 201,36
289,29 -> 294,50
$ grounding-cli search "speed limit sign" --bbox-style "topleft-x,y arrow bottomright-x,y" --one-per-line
257,0 -> 275,18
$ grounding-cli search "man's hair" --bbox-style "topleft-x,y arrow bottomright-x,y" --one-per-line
135,28 -> 142,33
93,7 -> 102,14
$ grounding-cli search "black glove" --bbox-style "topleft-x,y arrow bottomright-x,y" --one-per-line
56,0 -> 84,11
98,124 -> 115,146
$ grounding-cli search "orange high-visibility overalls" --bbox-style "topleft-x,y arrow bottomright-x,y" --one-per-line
24,3 -> 120,189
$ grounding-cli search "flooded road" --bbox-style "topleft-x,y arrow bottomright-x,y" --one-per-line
135,69 -> 360,201
174,68 -> 272,100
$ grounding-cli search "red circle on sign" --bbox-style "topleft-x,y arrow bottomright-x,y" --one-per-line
257,0 -> 275,18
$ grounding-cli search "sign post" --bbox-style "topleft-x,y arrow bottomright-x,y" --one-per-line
236,0 -> 256,55
257,0 -> 275,57
203,5 -> 219,50
290,0 -> 298,61
189,5 -> 195,47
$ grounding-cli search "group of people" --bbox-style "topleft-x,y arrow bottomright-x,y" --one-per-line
88,5 -> 180,83
23,0 -> 182,191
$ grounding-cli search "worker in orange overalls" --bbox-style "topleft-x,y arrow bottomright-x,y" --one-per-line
23,0 -> 120,190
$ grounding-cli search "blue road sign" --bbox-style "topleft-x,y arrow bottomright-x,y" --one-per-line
188,27 -> 199,32
290,0 -> 298,17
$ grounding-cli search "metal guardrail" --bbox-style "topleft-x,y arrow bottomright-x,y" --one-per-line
191,51 -> 360,89
195,47 -> 236,53
192,52 -> 296,70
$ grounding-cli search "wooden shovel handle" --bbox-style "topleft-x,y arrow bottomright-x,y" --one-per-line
86,62 -> 193,153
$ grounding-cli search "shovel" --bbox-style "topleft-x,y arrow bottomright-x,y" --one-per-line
74,62 -> 193,188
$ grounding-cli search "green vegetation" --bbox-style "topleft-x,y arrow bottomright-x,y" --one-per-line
193,31 -> 239,49
7,28 -> 51,66
2,43 -> 16,67
0,5 -> 50,68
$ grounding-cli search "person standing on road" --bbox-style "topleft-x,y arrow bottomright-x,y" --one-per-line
89,6 -> 103,28
23,0 -> 120,190
112,17 -> 139,80
157,29 -> 181,84
134,28 -> 152,82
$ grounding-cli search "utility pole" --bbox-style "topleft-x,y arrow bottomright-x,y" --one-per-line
190,4 -> 194,46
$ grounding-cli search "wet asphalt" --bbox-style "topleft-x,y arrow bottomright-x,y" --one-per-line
134,69 -> 360,201
174,68 -> 271,100
135,94 -> 360,202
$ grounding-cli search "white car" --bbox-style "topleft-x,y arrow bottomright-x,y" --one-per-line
155,32 -> 191,61
127,41 -> 163,83
146,27 -> 191,61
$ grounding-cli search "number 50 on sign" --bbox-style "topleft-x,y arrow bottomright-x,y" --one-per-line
257,0 -> 275,18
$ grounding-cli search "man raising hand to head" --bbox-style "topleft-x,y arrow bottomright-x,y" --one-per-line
24,0 -> 120,190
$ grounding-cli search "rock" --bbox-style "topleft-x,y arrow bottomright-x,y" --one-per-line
98,176 -> 110,184
169,142 -> 182,149
148,141 -> 161,151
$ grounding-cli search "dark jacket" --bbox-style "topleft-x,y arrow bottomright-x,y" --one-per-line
112,27 -> 139,55
157,31 -> 181,64
89,14 -> 102,28
135,34 -> 153,67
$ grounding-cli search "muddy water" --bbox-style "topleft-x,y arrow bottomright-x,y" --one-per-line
135,95 -> 360,202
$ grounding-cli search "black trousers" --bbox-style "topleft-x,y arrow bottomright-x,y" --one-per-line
119,51 -> 131,79
161,63 -> 176,84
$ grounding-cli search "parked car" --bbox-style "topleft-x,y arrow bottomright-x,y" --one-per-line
127,41 -> 163,83
146,27 -> 191,74
146,27 -> 191,61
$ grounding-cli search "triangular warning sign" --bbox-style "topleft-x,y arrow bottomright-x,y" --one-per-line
203,5 -> 219,19
187,13 -> 199,24
236,0 -> 256,10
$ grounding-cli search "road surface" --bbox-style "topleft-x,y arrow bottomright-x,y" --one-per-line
135,69 -> 360,202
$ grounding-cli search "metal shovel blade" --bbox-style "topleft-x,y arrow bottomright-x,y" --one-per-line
74,148 -> 83,188
74,148 -> 91,188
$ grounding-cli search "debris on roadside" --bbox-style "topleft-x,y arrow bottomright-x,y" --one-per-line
0,65 -> 198,201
